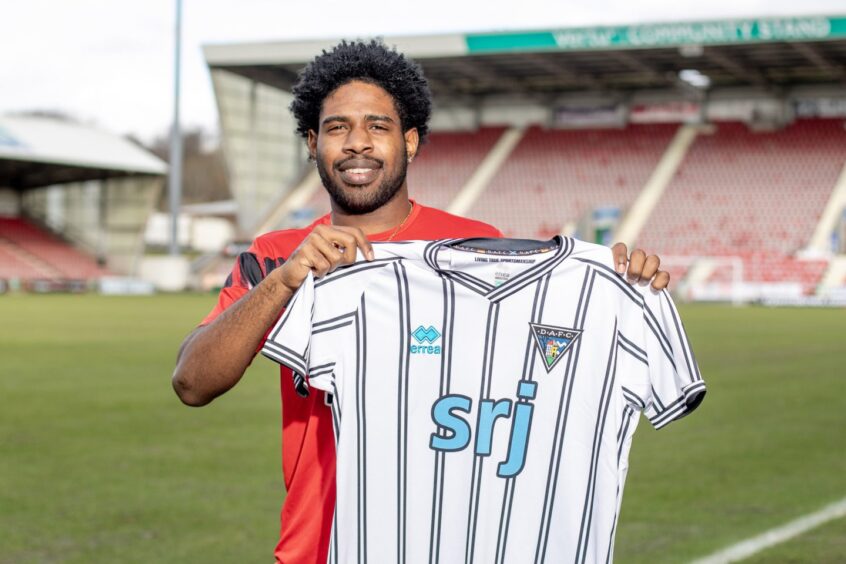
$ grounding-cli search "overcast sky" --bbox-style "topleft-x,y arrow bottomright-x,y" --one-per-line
2,0 -> 843,141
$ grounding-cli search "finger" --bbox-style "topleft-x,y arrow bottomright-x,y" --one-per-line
626,249 -> 647,282
312,225 -> 357,263
610,242 -> 628,274
301,246 -> 332,277
337,226 -> 374,261
308,233 -> 347,271
651,270 -> 670,290
641,255 -> 661,281
327,230 -> 360,264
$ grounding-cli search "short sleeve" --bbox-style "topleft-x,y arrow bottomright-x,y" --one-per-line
260,272 -> 336,396
200,240 -> 287,326
261,267 -> 365,396
261,271 -> 315,377
639,289 -> 706,429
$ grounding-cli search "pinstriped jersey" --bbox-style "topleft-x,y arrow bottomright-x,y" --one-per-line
262,237 -> 705,564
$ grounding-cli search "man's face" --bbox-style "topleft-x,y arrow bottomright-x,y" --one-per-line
308,80 -> 419,214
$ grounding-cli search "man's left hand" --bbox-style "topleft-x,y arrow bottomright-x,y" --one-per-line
611,243 -> 670,290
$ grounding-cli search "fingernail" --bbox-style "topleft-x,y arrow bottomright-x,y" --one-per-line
367,251 -> 375,261
616,262 -> 625,274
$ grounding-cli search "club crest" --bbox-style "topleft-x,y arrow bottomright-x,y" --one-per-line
529,323 -> 582,372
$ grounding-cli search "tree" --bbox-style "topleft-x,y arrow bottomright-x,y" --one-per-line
148,129 -> 231,209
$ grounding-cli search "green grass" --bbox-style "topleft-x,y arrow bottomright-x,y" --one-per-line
0,294 -> 281,563
1,296 -> 844,563
615,304 -> 846,563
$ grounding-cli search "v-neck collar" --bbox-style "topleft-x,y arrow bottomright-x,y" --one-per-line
422,236 -> 573,302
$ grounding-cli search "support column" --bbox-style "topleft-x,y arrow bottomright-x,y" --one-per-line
447,126 -> 526,217
613,124 -> 699,248
806,160 -> 846,254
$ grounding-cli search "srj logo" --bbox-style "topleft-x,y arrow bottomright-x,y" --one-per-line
411,325 -> 441,355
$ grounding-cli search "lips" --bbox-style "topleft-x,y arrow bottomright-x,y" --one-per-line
337,158 -> 382,186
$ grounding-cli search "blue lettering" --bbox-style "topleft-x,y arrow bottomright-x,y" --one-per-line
497,382 -> 536,477
474,399 -> 512,456
430,395 -> 472,451
409,344 -> 443,355
430,381 -> 537,478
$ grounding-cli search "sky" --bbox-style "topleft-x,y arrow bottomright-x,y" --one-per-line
2,0 -> 844,142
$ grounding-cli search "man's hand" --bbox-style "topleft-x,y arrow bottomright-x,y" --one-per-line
276,224 -> 374,293
611,242 -> 670,290
173,224 -> 374,407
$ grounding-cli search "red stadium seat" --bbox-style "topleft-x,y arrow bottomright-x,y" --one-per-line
637,119 -> 846,292
467,124 -> 679,238
0,217 -> 109,280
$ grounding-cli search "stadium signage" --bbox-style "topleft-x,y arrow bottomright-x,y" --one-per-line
630,102 -> 701,124
794,98 -> 846,118
465,16 -> 846,53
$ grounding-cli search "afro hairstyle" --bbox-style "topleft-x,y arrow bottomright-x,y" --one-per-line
290,39 -> 432,144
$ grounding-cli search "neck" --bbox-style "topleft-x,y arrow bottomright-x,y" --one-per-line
330,187 -> 412,236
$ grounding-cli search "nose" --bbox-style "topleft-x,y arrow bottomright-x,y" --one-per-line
342,122 -> 373,155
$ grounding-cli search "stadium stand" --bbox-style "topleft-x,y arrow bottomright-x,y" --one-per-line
407,127 -> 506,210
205,18 -> 846,300
298,182 -> 331,222
705,253 -> 829,295
466,124 -> 679,238
0,239 -> 53,279
0,217 -> 108,280
637,119 -> 846,293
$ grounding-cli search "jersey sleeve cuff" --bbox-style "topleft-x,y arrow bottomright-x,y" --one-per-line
261,341 -> 308,376
647,381 -> 707,430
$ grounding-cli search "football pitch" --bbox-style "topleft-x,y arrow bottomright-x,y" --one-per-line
1,294 -> 844,563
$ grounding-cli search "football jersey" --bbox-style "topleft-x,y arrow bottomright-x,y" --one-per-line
200,202 -> 502,564
262,237 -> 705,564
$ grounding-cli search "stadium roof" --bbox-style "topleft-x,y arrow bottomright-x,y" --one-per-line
0,116 -> 167,190
204,14 -> 846,97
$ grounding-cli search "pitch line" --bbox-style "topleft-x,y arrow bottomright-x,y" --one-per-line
689,496 -> 846,564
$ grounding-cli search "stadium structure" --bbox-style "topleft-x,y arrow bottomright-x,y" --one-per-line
0,115 -> 166,291
2,15 -> 845,303
202,14 -> 846,304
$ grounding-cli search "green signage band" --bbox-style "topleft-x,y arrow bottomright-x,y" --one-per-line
466,16 -> 846,53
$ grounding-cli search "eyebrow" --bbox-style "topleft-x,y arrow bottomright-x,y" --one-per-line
321,114 -> 396,125
364,114 -> 395,123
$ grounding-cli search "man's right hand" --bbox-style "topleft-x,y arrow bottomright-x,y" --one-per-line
172,225 -> 374,407
276,224 -> 375,293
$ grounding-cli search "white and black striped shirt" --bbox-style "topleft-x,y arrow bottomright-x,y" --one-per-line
262,237 -> 705,564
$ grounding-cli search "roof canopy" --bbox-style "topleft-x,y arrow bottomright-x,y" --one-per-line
0,116 -> 167,190
204,15 -> 846,97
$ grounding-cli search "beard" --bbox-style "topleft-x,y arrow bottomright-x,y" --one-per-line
316,152 -> 408,215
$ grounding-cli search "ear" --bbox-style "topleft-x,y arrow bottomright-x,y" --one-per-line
404,127 -> 419,163
307,129 -> 318,161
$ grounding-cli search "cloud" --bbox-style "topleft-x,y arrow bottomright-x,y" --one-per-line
2,0 -> 843,139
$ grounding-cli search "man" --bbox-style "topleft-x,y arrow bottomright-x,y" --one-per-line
172,40 -> 670,563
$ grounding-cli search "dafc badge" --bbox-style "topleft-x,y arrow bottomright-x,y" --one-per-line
529,323 -> 582,372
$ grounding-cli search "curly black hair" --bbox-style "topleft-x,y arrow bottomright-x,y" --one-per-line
290,39 -> 432,144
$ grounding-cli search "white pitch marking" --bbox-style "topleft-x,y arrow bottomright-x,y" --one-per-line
689,496 -> 846,564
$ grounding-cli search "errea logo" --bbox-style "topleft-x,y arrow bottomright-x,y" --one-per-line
410,325 -> 441,355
